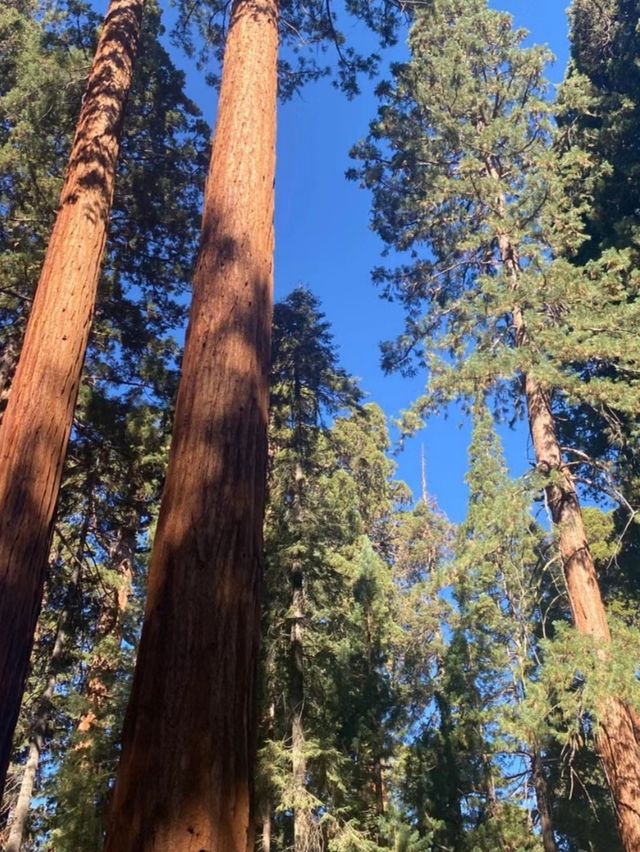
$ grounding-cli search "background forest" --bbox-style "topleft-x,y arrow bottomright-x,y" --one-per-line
0,0 -> 639,850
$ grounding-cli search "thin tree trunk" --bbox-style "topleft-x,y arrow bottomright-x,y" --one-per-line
531,750 -> 558,852
291,558 -> 308,851
104,1 -> 278,848
290,463 -> 310,851
259,702 -> 275,852
4,737 -> 40,852
261,810 -> 272,852
0,0 -> 144,798
4,549 -> 84,852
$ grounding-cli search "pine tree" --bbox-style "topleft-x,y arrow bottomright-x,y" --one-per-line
351,1 -> 640,845
0,0 -> 145,796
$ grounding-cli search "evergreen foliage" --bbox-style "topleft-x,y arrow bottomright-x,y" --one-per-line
350,0 -> 640,425
1,0 -> 639,849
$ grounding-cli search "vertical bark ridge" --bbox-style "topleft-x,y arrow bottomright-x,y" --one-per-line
104,1 -> 278,848
0,0 -> 144,796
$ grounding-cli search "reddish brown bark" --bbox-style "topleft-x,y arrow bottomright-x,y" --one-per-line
519,360 -> 640,850
482,135 -> 640,841
501,242 -> 640,849
0,0 -> 144,798
103,1 -> 278,849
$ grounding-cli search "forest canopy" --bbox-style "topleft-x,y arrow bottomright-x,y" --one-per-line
0,0 -> 639,850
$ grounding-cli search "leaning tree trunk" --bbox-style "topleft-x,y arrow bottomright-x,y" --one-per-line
3,564 -> 81,852
3,488 -> 92,852
103,1 -> 278,849
518,353 -> 640,851
0,0 -> 144,798
483,142 -> 640,846
495,223 -> 640,849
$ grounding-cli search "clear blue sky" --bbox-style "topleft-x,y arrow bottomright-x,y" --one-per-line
158,0 -> 571,521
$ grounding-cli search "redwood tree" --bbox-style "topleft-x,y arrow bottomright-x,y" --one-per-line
103,2 -> 278,848
0,0 -> 144,797
103,1 -> 405,847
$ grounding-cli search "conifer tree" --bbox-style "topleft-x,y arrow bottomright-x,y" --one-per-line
351,1 -> 640,845
566,0 -> 640,262
257,292 -> 431,849
0,0 -> 145,795
0,1 -> 207,843
268,288 -> 361,849
450,403 -> 555,851
104,2 -> 410,847
552,0 -> 640,607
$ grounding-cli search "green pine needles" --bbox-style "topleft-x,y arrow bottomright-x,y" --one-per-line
351,0 -> 640,425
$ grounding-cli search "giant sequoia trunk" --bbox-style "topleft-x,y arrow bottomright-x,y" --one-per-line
104,1 -> 278,848
0,0 -> 144,797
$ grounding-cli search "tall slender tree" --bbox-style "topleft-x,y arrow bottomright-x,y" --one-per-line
104,1 -> 408,847
271,288 -> 361,849
104,2 -> 278,847
0,0 -> 207,840
351,1 -> 640,846
0,0 -> 144,796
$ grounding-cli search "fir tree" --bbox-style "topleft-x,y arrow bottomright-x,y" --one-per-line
351,1 -> 640,845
